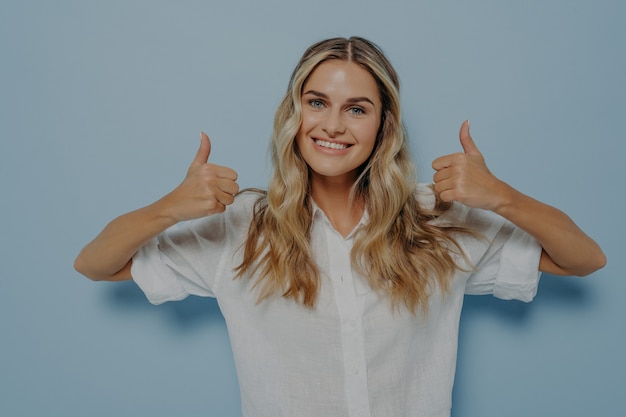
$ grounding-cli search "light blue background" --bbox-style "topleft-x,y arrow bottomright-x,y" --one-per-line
1,1 -> 623,416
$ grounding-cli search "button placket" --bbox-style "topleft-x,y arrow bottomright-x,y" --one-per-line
325,226 -> 371,417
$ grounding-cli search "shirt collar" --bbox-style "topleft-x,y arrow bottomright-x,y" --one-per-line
311,198 -> 369,240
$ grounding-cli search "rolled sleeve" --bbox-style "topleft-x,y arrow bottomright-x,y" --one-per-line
492,227 -> 542,302
129,192 -> 259,305
131,238 -> 190,305
464,217 -> 542,303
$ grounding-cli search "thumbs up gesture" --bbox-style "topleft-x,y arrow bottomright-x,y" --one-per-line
162,132 -> 239,222
432,121 -> 507,211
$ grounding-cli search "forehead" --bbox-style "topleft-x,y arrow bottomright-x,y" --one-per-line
303,60 -> 380,103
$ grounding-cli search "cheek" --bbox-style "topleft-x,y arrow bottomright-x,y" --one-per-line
356,119 -> 381,145
299,111 -> 318,134
295,114 -> 308,146
295,123 -> 309,154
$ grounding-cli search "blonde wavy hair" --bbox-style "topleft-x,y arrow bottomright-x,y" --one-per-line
235,36 -> 471,313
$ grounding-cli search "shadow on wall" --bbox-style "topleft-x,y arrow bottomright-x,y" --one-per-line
451,273 -> 595,417
103,272 -> 593,331
461,273 -> 593,324
103,281 -> 226,330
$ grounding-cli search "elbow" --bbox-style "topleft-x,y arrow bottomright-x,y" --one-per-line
579,251 -> 607,277
594,250 -> 608,272
74,255 -> 92,280
542,247 -> 607,277
571,249 -> 607,277
74,252 -> 133,282
73,253 -> 102,281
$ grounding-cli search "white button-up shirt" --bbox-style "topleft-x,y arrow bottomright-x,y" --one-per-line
132,185 -> 541,417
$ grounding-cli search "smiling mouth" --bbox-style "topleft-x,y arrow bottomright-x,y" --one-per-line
314,139 -> 350,150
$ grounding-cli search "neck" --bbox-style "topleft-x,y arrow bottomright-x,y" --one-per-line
310,176 -> 364,237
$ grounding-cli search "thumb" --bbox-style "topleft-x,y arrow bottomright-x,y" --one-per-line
191,132 -> 212,166
459,120 -> 480,155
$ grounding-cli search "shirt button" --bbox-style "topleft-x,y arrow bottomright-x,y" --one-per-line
352,367 -> 360,375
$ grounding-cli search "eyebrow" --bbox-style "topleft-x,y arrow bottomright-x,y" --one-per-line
303,90 -> 376,106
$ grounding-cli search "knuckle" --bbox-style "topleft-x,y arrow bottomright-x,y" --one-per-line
205,200 -> 217,210
206,200 -> 225,214
453,154 -> 467,164
440,191 -> 452,202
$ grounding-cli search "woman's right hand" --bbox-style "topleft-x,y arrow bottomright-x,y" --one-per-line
160,132 -> 239,222
74,133 -> 239,281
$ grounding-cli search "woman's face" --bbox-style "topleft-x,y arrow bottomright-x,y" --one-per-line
295,60 -> 382,186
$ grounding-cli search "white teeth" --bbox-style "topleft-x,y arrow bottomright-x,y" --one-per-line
315,139 -> 347,150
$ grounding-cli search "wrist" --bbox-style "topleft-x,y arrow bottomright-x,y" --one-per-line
490,180 -> 518,215
149,194 -> 184,227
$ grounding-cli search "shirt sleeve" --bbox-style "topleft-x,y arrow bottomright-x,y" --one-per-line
130,192 -> 261,305
463,208 -> 542,302
415,184 -> 542,302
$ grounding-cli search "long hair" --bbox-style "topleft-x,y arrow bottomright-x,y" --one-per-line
235,37 -> 471,313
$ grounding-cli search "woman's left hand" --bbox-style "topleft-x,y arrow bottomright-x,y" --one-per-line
432,120 -> 508,211
432,120 -> 606,276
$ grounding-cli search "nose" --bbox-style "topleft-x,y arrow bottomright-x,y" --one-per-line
322,110 -> 345,137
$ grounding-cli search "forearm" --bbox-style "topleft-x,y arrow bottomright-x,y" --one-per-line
74,198 -> 178,281
493,182 -> 606,276
75,133 -> 240,281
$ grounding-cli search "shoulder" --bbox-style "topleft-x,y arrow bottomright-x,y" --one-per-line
232,189 -> 266,211
153,191 -> 263,259
175,189 -> 264,239
226,189 -> 266,226
414,182 -> 467,220
414,183 -> 497,230
223,189 -> 266,230
414,183 -> 437,209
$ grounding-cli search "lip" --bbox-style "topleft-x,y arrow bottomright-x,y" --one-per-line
311,137 -> 353,152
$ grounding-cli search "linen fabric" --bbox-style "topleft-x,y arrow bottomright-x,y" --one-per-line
131,184 -> 542,417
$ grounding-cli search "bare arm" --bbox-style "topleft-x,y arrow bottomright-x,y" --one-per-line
74,133 -> 239,281
432,121 -> 606,277
490,183 -> 605,276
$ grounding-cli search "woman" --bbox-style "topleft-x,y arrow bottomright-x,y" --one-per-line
75,37 -> 605,417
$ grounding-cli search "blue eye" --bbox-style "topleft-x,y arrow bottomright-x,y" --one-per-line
309,99 -> 324,108
349,107 -> 365,115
